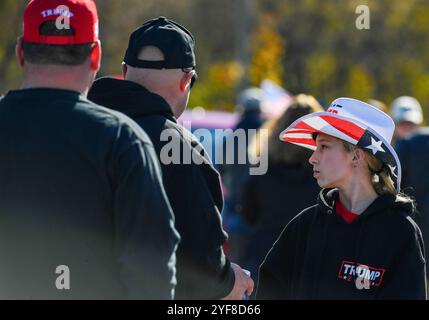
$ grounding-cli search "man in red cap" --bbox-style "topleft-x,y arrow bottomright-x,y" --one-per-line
0,0 -> 179,299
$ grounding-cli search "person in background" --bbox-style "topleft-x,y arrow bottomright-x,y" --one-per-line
390,96 -> 423,145
88,17 -> 253,300
219,87 -> 265,263
239,94 -> 323,294
257,98 -> 426,299
368,99 -> 387,113
386,82 -> 428,297
0,0 -> 179,299
395,126 -> 429,286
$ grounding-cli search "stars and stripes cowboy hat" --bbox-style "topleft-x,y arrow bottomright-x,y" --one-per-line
279,97 -> 401,192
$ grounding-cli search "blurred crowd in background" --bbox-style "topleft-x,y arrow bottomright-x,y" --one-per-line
3,0 -> 429,113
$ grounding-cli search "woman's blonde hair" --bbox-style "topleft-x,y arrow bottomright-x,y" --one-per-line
343,141 -> 416,211
342,141 -> 415,207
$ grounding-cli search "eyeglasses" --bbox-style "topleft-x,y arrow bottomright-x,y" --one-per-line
182,67 -> 197,89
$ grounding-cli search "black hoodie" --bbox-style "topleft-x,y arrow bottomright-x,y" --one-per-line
88,77 -> 235,299
257,188 -> 427,299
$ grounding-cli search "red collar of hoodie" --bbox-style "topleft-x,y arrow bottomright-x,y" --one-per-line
335,199 -> 359,224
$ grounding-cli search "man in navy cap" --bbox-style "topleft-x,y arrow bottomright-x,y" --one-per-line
89,16 -> 254,300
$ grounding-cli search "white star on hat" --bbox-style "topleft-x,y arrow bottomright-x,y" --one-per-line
365,137 -> 385,155
388,165 -> 398,178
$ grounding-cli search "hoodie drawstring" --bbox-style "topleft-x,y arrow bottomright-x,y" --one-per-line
352,220 -> 366,299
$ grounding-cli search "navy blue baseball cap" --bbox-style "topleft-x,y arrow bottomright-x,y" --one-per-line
123,16 -> 196,70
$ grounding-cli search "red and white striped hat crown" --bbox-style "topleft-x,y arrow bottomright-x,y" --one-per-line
280,97 -> 401,192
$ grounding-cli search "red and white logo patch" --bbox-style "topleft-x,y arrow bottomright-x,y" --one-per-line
338,260 -> 386,289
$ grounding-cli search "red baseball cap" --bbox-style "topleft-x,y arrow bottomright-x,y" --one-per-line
22,0 -> 99,45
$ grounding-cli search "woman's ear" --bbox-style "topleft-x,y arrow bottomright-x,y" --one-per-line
352,148 -> 366,167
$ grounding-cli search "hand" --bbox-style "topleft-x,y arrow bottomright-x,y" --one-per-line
222,263 -> 254,300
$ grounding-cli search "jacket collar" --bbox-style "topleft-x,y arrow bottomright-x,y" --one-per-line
88,77 -> 176,122
317,188 -> 409,222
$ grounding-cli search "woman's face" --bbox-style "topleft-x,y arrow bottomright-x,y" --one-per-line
308,133 -> 354,189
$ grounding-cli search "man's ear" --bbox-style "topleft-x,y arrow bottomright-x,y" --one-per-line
122,63 -> 127,78
15,36 -> 25,67
90,40 -> 102,71
179,71 -> 194,93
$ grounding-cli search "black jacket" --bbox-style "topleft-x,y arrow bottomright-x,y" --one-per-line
88,78 -> 235,299
0,88 -> 179,299
257,188 -> 427,300
240,162 -> 320,280
395,128 -> 429,274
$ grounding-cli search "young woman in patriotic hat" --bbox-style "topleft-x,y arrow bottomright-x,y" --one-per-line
257,98 -> 427,299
